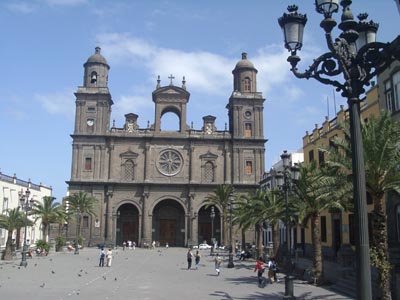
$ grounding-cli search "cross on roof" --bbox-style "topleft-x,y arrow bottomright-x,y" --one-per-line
168,74 -> 175,86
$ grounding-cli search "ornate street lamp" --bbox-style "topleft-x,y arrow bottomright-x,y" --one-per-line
227,192 -> 235,268
111,207 -> 120,249
210,206 -> 215,245
278,2 -> 399,299
18,188 -> 34,267
74,207 -> 80,255
276,151 -> 300,300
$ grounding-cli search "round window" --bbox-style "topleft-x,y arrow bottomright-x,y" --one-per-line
157,149 -> 183,176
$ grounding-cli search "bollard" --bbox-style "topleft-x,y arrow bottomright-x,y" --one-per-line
283,275 -> 296,300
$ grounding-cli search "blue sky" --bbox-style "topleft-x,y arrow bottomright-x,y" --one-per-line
0,0 -> 399,203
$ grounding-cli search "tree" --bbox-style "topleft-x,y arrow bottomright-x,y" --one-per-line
65,192 -> 97,238
291,161 -> 349,284
326,112 -> 400,300
30,196 -> 62,242
203,185 -> 234,247
0,208 -> 32,260
237,188 -> 285,259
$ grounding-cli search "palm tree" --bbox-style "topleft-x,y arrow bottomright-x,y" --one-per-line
203,185 -> 234,247
30,196 -> 62,242
291,161 -> 350,284
0,208 -> 31,260
237,188 -> 285,259
326,112 -> 400,300
65,192 -> 97,239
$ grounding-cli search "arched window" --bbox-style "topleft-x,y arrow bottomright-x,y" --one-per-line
124,160 -> 134,181
90,71 -> 97,84
397,205 -> 400,242
244,123 -> 252,137
203,161 -> 214,183
244,77 -> 251,92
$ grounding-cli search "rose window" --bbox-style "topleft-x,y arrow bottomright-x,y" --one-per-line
157,149 -> 182,176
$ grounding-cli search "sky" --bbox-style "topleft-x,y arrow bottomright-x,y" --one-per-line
0,0 -> 399,203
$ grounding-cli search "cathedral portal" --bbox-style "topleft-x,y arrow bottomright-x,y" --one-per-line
116,203 -> 140,246
152,199 -> 185,247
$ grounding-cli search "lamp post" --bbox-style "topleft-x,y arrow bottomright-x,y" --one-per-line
74,207 -> 80,255
18,188 -> 34,267
210,206 -> 215,245
278,2 -> 399,299
276,151 -> 300,300
111,207 -> 120,249
227,193 -> 235,268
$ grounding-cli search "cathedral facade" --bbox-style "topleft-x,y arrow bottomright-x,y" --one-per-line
67,47 -> 266,247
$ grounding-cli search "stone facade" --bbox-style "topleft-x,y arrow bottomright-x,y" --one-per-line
67,49 -> 265,248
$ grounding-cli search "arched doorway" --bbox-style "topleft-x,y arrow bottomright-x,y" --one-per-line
116,203 -> 139,246
152,199 -> 185,247
198,206 -> 221,246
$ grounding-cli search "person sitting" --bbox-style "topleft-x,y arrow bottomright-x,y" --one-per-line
239,250 -> 252,261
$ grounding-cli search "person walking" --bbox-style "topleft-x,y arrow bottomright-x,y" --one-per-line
268,257 -> 279,283
99,248 -> 106,267
214,255 -> 222,276
254,257 -> 267,287
122,241 -> 126,251
106,248 -> 113,267
194,250 -> 201,269
187,248 -> 193,270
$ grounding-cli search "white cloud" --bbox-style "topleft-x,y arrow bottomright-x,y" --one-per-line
35,90 -> 75,118
5,2 -> 35,13
44,0 -> 88,6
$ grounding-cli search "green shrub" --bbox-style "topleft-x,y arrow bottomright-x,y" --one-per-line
36,240 -> 50,253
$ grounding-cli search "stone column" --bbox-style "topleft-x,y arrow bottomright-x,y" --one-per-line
141,191 -> 151,246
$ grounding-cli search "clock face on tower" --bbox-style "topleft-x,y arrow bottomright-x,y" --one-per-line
86,119 -> 94,126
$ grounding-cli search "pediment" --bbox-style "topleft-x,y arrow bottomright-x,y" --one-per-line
120,150 -> 139,158
152,85 -> 190,98
200,151 -> 218,160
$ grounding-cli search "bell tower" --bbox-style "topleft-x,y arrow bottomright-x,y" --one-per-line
74,47 -> 113,135
227,52 -> 265,184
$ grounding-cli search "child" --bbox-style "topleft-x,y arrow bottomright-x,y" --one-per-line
254,257 -> 267,286
215,255 -> 222,276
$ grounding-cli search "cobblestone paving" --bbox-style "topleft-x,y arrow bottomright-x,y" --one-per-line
0,247 -> 354,300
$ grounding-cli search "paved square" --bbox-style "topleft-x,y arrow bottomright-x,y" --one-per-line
0,248 -> 354,300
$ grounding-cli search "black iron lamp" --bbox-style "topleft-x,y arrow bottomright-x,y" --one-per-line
278,1 -> 399,299
227,192 -> 235,268
19,188 -> 34,267
74,207 -> 81,255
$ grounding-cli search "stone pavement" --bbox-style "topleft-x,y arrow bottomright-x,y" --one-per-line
0,247 -> 355,300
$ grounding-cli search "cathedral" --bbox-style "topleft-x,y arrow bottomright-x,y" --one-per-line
67,47 -> 266,247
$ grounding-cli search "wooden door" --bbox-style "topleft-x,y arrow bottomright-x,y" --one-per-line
159,219 -> 176,246
122,222 -> 135,242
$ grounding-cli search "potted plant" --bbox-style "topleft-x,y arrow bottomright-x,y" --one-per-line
55,236 -> 65,252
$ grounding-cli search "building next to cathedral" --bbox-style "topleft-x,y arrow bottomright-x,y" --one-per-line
67,47 -> 266,248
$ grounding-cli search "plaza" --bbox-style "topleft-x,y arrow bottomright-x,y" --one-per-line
0,247 -> 354,300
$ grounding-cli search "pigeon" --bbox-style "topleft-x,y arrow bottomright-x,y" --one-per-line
40,283 -> 45,288
114,277 -> 117,281
34,264 -> 37,267
51,270 -> 55,274
78,274 -> 82,277
80,269 -> 83,273
103,276 -> 106,280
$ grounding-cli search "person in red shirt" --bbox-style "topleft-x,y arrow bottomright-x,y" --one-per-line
254,257 -> 267,286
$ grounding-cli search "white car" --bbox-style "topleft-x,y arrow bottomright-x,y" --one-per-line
198,243 -> 212,250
